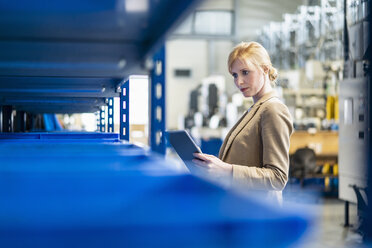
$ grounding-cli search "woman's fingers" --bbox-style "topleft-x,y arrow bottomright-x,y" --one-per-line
203,154 -> 216,158
194,153 -> 214,159
192,158 -> 210,168
193,153 -> 209,161
192,153 -> 224,170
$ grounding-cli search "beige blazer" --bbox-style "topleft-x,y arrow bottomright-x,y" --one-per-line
219,91 -> 293,192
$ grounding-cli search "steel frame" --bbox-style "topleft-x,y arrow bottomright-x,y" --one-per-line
99,106 -> 106,132
150,45 -> 166,155
107,97 -> 114,133
120,81 -> 130,141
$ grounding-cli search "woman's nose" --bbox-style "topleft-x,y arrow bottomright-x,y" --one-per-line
235,77 -> 243,87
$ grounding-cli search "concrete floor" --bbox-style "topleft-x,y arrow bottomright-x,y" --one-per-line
301,198 -> 362,247
284,191 -> 363,248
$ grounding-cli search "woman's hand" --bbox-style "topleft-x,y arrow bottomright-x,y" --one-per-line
192,153 -> 233,179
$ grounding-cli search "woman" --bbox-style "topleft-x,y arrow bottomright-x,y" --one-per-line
193,42 -> 293,198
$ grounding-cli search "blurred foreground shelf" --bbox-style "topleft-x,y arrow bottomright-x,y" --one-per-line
0,134 -> 311,247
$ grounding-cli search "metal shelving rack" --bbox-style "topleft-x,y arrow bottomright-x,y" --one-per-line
0,1 -> 311,247
0,0 -> 198,151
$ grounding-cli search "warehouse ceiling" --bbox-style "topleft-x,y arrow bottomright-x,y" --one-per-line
236,0 -> 305,40
174,0 -> 305,41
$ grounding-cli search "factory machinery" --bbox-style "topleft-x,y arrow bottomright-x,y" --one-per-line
0,1 -> 309,247
258,0 -> 345,69
338,0 -> 371,233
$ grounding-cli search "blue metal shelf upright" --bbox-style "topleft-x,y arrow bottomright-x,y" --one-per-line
120,80 -> 130,141
150,45 -> 166,154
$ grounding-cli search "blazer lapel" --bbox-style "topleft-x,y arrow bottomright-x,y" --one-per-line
219,91 -> 278,161
218,110 -> 247,158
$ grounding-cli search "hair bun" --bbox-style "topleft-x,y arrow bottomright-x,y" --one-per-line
269,67 -> 278,82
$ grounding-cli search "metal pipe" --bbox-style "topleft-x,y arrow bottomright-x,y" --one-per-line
343,0 -> 349,61
344,201 -> 350,227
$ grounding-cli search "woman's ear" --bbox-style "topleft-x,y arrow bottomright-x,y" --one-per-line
262,66 -> 269,74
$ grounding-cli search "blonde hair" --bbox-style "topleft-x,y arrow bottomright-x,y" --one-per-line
228,41 -> 278,84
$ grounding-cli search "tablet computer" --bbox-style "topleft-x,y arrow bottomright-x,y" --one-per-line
166,130 -> 202,171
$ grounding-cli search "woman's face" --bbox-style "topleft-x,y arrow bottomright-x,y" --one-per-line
231,58 -> 266,99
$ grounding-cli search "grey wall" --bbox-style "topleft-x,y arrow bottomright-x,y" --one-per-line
166,39 -> 234,129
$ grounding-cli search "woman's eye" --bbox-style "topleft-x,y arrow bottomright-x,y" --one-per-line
242,70 -> 249,75
232,73 -> 238,79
